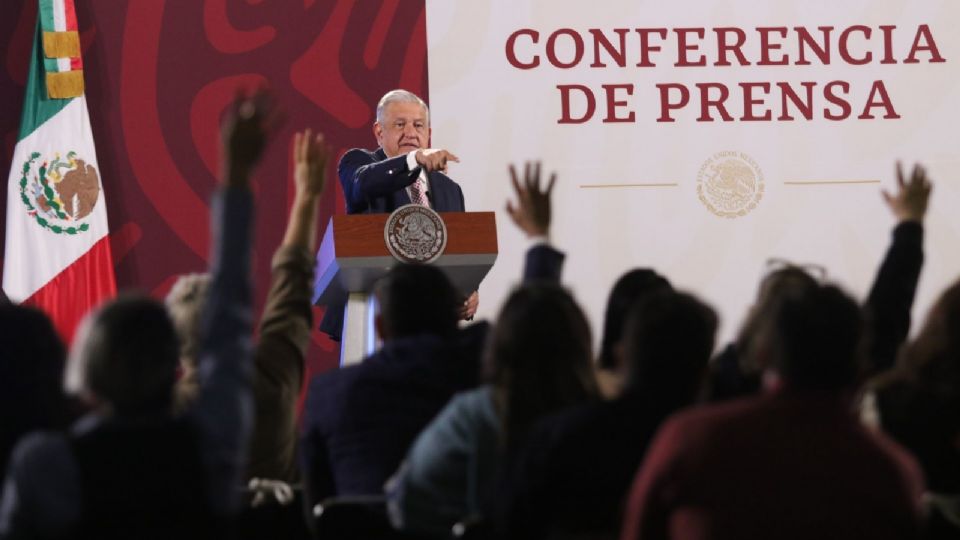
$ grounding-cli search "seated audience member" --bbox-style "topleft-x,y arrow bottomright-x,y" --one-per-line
709,162 -> 930,401
0,306 -> 69,484
299,161 -> 564,507
167,128 -> 330,483
301,263 -> 475,506
621,283 -> 925,540
594,270 -> 673,399
496,290 -> 716,539
868,278 -> 960,539
387,282 -> 599,538
0,90 -> 268,539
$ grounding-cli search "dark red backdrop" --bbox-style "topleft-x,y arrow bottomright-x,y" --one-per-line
0,0 -> 429,377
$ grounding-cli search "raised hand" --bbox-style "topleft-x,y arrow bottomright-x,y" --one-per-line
220,87 -> 283,187
415,148 -> 460,174
506,161 -> 556,238
283,129 -> 331,252
883,162 -> 932,223
293,128 -> 331,199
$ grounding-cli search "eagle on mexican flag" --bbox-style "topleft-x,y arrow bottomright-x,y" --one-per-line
3,0 -> 116,341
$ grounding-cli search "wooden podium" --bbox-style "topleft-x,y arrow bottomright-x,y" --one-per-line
313,212 -> 498,366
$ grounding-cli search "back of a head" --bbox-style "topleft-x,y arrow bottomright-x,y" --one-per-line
165,273 -> 211,367
767,284 -> 863,391
66,294 -> 180,416
623,290 -> 718,406
485,283 -> 596,446
737,267 -> 820,368
374,263 -> 460,340
598,269 -> 672,370
0,305 -> 67,473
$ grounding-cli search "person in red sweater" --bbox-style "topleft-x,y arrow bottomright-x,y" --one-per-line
621,283 -> 925,540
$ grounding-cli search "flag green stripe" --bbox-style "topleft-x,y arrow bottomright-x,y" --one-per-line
18,19 -> 72,141
39,0 -> 55,31
39,0 -> 60,74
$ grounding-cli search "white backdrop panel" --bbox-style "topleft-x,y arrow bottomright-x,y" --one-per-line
425,0 -> 960,345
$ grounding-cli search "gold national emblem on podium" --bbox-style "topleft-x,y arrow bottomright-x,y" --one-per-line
696,152 -> 764,218
384,204 -> 448,264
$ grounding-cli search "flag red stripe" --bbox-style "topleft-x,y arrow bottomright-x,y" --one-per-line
64,0 -> 82,70
64,0 -> 78,31
22,235 -> 116,344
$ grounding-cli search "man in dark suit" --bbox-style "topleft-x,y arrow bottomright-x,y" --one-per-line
321,89 -> 473,339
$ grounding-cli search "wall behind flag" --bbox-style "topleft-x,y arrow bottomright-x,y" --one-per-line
0,0 -> 431,377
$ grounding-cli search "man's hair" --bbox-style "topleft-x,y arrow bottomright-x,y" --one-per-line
165,273 -> 212,366
484,283 -> 597,447
376,89 -> 430,126
65,294 -> 180,415
623,290 -> 717,407
598,269 -> 672,370
374,263 -> 459,339
765,284 -> 863,390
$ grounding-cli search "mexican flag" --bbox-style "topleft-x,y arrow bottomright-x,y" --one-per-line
2,0 -> 116,341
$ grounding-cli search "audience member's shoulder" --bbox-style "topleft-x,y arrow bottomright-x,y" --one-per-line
8,430 -> 74,485
654,396 -> 765,444
306,364 -> 364,406
535,398 -> 608,438
517,400 -> 607,461
442,386 -> 497,426
450,386 -> 493,409
5,430 -> 80,536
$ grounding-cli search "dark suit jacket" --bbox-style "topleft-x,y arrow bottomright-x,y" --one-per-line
320,147 -> 467,340
338,147 -> 465,214
301,245 -> 565,507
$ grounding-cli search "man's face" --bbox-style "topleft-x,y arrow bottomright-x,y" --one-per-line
374,101 -> 430,158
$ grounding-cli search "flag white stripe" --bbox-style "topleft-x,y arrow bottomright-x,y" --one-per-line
52,0 -> 71,72
52,0 -> 66,31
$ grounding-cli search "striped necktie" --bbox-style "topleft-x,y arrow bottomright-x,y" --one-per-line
409,178 -> 429,207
